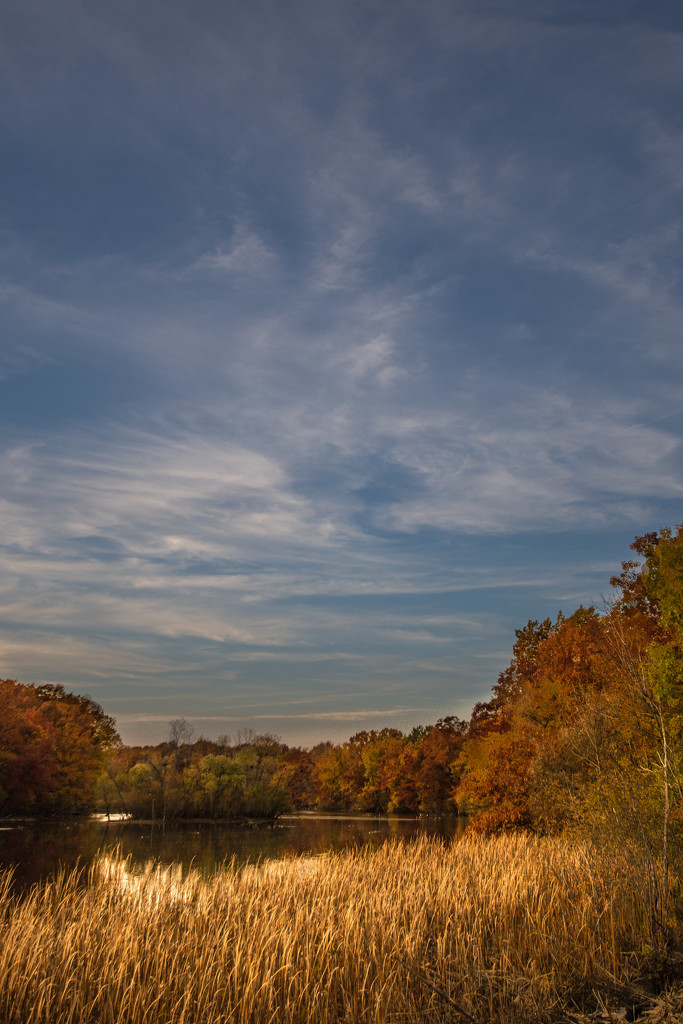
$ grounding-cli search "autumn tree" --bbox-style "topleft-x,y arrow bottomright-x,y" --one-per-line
273,748 -> 317,808
457,609 -> 616,831
414,716 -> 467,814
0,681 -> 119,815
529,530 -> 683,940
0,681 -> 56,814
456,525 -> 683,948
359,729 -> 406,812
108,728 -> 291,820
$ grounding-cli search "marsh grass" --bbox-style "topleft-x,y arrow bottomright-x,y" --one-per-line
0,834 -> 676,1023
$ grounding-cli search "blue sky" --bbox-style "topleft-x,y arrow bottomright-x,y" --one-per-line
2,0 -> 682,745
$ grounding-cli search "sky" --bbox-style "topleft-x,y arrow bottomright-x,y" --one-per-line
2,0 -> 683,746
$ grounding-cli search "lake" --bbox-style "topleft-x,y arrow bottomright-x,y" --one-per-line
0,813 -> 469,890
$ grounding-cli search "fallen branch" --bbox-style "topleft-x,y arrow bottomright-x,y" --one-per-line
397,956 -> 482,1024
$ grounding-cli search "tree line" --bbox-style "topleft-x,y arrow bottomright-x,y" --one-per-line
97,715 -> 468,821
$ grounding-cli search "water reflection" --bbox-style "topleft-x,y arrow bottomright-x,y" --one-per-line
0,813 -> 468,890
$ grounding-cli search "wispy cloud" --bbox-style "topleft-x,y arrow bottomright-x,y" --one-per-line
189,222 -> 279,278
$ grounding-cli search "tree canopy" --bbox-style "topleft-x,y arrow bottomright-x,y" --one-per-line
0,681 -> 119,815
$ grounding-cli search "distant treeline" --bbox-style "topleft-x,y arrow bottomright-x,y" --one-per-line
2,526 -> 683,859
99,715 -> 467,820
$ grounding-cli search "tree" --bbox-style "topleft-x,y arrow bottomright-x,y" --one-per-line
273,748 -> 317,808
456,526 -> 683,946
0,681 -> 56,814
607,526 -> 683,939
168,718 -> 195,748
0,681 -> 120,815
415,716 -> 466,814
360,729 -> 405,813
458,609 -> 611,830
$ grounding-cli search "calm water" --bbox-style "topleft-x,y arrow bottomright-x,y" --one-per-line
0,814 -> 469,890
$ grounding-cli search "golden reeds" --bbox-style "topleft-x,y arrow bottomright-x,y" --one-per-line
0,834 -> 670,1023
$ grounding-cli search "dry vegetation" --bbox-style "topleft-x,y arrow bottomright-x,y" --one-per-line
0,834 -> 680,1024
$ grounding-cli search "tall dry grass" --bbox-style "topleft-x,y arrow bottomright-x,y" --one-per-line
0,834 -> 671,1024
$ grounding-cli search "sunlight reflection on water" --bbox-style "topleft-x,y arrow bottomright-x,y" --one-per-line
0,813 -> 468,891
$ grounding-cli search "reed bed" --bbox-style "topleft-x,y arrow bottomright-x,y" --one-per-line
0,834 -> 669,1024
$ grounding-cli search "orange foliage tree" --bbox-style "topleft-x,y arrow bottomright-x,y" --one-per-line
0,681 -> 119,815
456,519 -> 683,917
